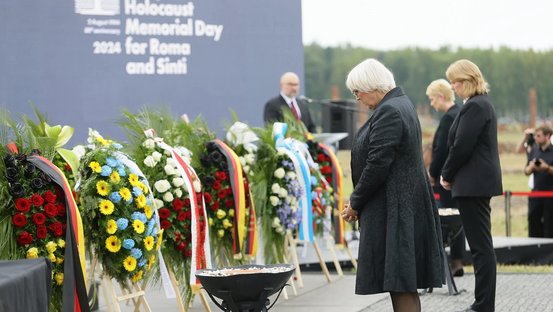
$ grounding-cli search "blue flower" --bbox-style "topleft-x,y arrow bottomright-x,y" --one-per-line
310,176 -> 318,186
138,258 -> 147,268
117,218 -> 129,230
131,212 -> 147,224
112,143 -> 123,149
132,186 -> 143,197
123,239 -> 135,250
106,157 -> 118,168
109,192 -> 122,203
100,165 -> 112,177
131,248 -> 142,259
118,167 -> 126,177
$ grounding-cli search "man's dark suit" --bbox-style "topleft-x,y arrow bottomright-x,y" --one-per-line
442,94 -> 502,312
263,95 -> 315,133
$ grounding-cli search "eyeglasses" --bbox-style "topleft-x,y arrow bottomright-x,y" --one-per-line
351,89 -> 360,96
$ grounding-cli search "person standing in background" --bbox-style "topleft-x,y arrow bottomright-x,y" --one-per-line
524,125 -> 553,238
426,79 -> 466,276
342,58 -> 444,312
263,72 -> 316,133
441,59 -> 503,312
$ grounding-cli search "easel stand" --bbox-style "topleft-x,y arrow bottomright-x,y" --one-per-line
286,233 -> 332,284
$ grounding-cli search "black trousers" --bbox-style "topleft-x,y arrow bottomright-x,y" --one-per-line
457,197 -> 496,312
528,197 -> 553,238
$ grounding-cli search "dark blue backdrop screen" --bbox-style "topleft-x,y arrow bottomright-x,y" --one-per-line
0,0 -> 304,143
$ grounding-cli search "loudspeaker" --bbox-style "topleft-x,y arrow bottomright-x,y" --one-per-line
321,100 -> 356,149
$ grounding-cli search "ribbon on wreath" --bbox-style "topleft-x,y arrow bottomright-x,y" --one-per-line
272,123 -> 314,242
211,139 -> 257,258
318,143 -> 345,245
24,153 -> 89,312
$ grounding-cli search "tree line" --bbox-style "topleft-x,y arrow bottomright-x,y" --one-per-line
304,44 -> 553,120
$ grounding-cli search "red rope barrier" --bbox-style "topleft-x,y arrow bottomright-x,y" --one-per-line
506,191 -> 553,198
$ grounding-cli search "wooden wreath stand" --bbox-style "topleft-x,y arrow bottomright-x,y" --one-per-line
285,233 -> 332,285
165,266 -> 212,312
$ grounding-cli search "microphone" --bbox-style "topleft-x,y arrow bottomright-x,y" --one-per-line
297,94 -> 313,103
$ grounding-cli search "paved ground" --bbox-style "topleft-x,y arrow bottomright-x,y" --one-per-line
97,272 -> 553,312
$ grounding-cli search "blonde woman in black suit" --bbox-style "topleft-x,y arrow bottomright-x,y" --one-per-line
441,59 -> 503,312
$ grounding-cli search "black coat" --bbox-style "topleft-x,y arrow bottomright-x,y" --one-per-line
441,94 -> 503,198
263,95 -> 315,132
430,105 -> 460,208
350,87 -> 444,294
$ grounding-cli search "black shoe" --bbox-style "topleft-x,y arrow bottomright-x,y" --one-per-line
452,267 -> 464,277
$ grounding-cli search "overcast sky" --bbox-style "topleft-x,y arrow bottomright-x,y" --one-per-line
302,0 -> 553,51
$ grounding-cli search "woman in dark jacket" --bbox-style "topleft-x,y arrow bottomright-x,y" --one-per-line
342,58 -> 444,312
441,59 -> 502,312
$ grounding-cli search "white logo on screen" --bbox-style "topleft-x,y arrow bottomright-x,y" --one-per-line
75,0 -> 120,15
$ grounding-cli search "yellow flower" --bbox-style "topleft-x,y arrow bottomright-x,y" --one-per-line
135,194 -> 146,208
216,209 -> 226,219
133,220 -> 145,234
96,137 -> 110,146
110,171 -> 121,183
106,219 -> 117,234
49,253 -> 57,263
147,255 -> 156,271
209,218 -> 214,226
143,236 -> 154,251
105,235 -> 121,253
96,180 -> 110,196
89,161 -> 102,173
228,209 -> 235,217
99,199 -> 115,215
123,256 -> 137,272
57,239 -> 66,248
46,241 -> 57,254
56,256 -> 64,265
222,219 -> 232,229
217,229 -> 225,238
26,247 -> 39,259
119,187 -> 132,201
54,273 -> 64,285
128,174 -> 139,186
143,205 -> 153,219
131,270 -> 143,283
138,182 -> 149,194
156,230 -> 163,250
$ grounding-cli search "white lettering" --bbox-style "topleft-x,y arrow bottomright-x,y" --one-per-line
126,18 -> 193,36
194,20 -> 223,41
125,0 -> 194,17
149,38 -> 191,56
126,57 -> 155,75
125,36 -> 148,55
156,57 -> 187,75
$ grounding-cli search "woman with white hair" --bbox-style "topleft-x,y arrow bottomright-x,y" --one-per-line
342,58 -> 444,312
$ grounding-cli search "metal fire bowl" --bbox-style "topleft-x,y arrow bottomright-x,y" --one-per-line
195,264 -> 294,303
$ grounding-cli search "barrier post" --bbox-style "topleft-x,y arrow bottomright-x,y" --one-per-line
504,190 -> 512,237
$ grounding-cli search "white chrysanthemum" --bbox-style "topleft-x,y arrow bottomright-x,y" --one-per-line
72,145 -> 86,160
286,171 -> 296,179
154,198 -> 164,209
154,180 -> 171,193
151,151 -> 162,162
270,196 -> 280,206
244,143 -> 258,153
278,188 -> 288,198
274,168 -> 285,179
239,156 -> 246,166
166,158 -> 177,167
163,192 -> 174,203
244,154 -> 255,164
172,177 -> 184,188
142,139 -> 156,149
285,196 -> 292,204
164,164 -> 177,176
193,180 -> 202,193
271,183 -> 281,194
144,156 -> 157,168
243,165 -> 250,173
272,217 -> 281,228
174,188 -> 183,198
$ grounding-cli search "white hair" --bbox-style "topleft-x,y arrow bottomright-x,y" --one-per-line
346,58 -> 396,93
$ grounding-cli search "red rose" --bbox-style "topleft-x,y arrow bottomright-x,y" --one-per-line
16,231 -> 33,245
43,190 -> 57,203
212,180 -> 221,190
176,241 -> 186,251
184,248 -> 192,257
158,208 -> 171,219
177,211 -> 187,221
224,187 -> 233,196
15,198 -> 31,213
12,213 -> 27,227
215,171 -> 227,181
210,201 -> 219,211
55,187 -> 64,199
196,193 -> 203,203
174,232 -> 182,241
30,194 -> 45,207
36,225 -> 47,239
325,176 -> 332,184
32,212 -> 46,225
321,165 -> 333,175
203,192 -> 213,204
225,199 -> 234,208
172,198 -> 184,211
44,203 -> 58,218
183,198 -> 191,207
317,153 -> 326,162
56,204 -> 66,216
160,220 -> 171,230
217,190 -> 227,199
49,222 -> 64,237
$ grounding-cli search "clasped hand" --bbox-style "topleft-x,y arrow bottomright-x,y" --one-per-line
341,202 -> 358,223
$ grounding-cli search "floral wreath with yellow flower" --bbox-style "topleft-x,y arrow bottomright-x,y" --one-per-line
77,130 -> 161,285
